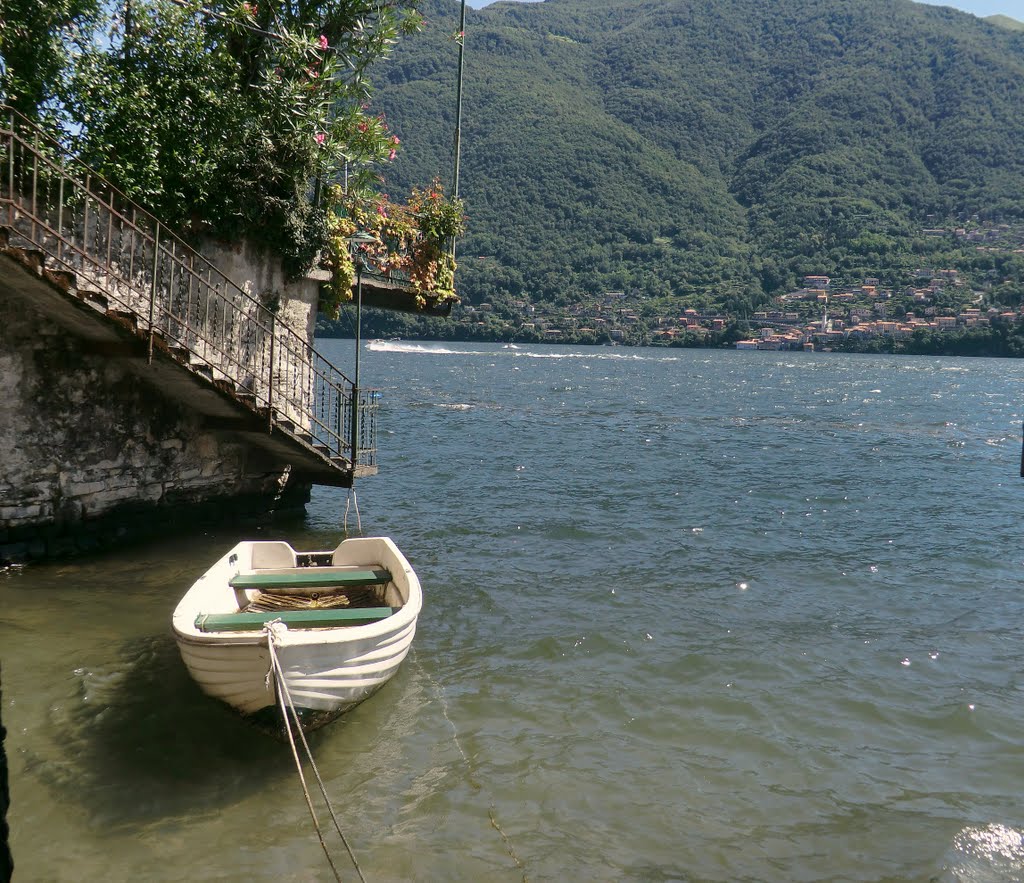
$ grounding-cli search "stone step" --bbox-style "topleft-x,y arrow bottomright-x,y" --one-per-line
81,289 -> 108,311
0,215 -> 360,482
43,268 -> 77,292
106,310 -> 139,332
8,245 -> 45,274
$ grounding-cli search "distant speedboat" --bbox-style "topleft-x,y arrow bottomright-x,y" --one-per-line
172,536 -> 421,735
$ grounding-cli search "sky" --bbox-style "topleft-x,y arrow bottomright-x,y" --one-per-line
466,0 -> 1024,20
916,0 -> 1024,17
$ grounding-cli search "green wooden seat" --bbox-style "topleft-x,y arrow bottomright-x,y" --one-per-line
194,606 -> 396,633
228,568 -> 391,591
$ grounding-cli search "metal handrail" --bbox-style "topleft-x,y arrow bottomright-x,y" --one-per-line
0,105 -> 376,471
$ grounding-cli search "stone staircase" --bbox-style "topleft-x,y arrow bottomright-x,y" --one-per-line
0,107 -> 377,487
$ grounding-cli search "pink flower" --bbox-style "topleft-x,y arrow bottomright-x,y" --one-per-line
357,121 -> 368,133
391,135 -> 400,145
377,204 -> 388,218
318,34 -> 328,50
388,149 -> 397,161
315,132 -> 326,145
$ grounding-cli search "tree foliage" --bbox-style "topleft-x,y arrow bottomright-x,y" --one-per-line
0,0 -> 423,276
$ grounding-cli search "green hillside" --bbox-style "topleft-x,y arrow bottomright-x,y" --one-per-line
987,14 -> 1024,31
341,0 -> 1024,335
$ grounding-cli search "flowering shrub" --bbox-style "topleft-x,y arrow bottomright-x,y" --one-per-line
320,179 -> 466,319
1,0 -> 423,278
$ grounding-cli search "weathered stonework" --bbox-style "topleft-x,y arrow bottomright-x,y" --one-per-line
0,293 -> 310,564
200,239 -> 326,344
2,114 -> 367,563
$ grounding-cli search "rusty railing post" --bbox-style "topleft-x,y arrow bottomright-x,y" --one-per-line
267,309 -> 276,433
5,109 -> 13,228
30,122 -> 39,243
56,170 -> 65,264
351,260 -> 364,468
4,112 -> 12,228
82,174 -> 91,268
147,221 -> 160,363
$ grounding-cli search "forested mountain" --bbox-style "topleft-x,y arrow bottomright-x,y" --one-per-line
987,14 -> 1024,31
364,0 -> 1024,325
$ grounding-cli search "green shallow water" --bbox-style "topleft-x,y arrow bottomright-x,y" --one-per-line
4,342 -> 1024,881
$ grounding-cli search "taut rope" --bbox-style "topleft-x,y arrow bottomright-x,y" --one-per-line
343,488 -> 362,537
265,622 -> 367,883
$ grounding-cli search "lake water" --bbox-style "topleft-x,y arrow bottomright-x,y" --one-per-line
4,341 -> 1024,882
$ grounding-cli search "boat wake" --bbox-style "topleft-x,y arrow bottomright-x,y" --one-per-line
367,340 -> 466,355
366,339 -> 679,362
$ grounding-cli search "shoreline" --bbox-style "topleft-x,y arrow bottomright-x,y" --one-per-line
315,328 -> 1024,359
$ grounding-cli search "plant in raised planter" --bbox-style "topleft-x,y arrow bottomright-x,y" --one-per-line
320,179 -> 465,319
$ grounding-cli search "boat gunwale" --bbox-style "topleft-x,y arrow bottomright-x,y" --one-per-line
172,537 -> 422,644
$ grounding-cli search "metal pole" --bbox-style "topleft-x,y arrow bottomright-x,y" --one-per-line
452,0 -> 467,201
351,261 -> 363,467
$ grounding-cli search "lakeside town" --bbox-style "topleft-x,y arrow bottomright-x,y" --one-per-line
735,269 -> 1001,352
432,220 -> 1024,352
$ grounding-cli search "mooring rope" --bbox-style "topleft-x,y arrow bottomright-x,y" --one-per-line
414,650 -> 528,879
343,488 -> 362,537
265,622 -> 367,883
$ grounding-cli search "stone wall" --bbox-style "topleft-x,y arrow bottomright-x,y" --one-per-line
0,294 -> 309,564
200,239 -> 326,344
199,240 -> 332,432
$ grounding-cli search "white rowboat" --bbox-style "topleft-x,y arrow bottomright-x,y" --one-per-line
172,536 -> 421,734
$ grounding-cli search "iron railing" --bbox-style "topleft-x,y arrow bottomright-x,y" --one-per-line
0,106 -> 377,472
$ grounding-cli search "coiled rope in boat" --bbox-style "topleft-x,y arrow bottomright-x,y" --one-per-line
265,622 -> 367,883
246,586 -> 380,613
